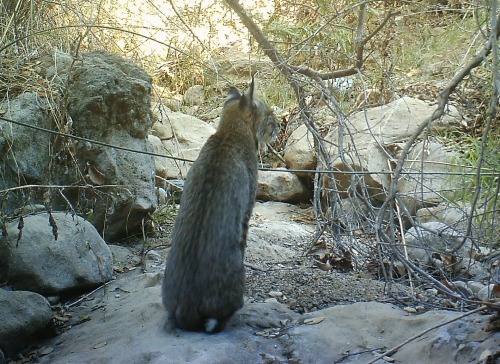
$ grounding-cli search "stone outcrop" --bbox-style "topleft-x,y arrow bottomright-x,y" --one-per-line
1,51 -> 157,241
325,97 -> 462,210
32,272 -> 499,364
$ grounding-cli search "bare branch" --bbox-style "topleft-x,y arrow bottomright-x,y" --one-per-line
223,0 -> 291,79
224,0 -> 397,81
288,9 -> 399,80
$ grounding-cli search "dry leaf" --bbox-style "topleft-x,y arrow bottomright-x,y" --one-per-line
87,163 -> 106,185
492,284 -> 500,298
478,349 -> 492,361
37,347 -> 54,356
93,341 -> 107,349
304,316 -> 325,325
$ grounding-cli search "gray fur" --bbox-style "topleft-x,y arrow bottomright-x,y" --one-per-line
162,79 -> 278,333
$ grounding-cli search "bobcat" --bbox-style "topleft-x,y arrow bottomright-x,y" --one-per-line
162,78 -> 279,333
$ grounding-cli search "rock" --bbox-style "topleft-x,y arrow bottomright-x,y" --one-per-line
404,222 -> 475,266
183,84 -> 205,106
417,203 -> 470,232
37,271 -> 294,364
286,301 -> 496,363
284,124 -> 317,176
348,97 -> 461,141
0,93 -> 52,214
477,284 -> 499,301
1,51 -> 157,242
324,97 -> 462,207
397,140 -> 459,212
0,213 -> 113,294
147,134 -> 169,178
257,168 -> 310,202
33,272 -> 499,364
109,245 -> 140,271
467,281 -> 486,295
52,51 -> 156,241
154,111 -> 215,178
0,289 -> 52,358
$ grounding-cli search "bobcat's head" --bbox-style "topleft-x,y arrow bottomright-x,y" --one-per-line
223,77 -> 279,149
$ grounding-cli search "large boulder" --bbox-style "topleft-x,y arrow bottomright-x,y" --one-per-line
324,97 -> 462,210
0,289 -> 52,359
1,51 -> 157,241
48,51 -> 156,241
0,213 -> 113,294
287,301 -> 497,363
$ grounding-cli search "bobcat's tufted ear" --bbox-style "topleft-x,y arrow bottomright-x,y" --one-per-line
240,76 -> 256,109
225,87 -> 241,105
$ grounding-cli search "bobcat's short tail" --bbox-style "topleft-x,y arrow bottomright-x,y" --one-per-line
204,318 -> 224,333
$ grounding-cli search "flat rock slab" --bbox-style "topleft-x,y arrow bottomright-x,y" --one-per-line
37,269 -> 499,364
287,302 -> 498,363
39,270 -> 294,364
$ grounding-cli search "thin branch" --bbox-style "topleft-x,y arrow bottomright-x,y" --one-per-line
461,0 -> 500,245
287,10 -> 399,80
223,0 -> 291,79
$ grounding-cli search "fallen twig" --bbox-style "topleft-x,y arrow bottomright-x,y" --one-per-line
66,279 -> 116,308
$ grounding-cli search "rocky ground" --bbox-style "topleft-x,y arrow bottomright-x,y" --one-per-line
147,202 -> 412,314
15,201 -> 498,364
